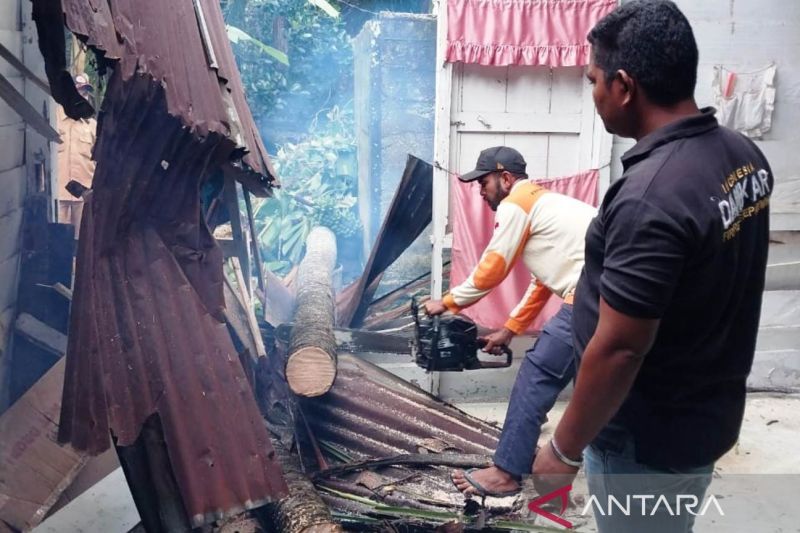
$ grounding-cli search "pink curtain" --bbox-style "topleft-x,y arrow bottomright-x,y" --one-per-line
446,0 -> 617,67
449,169 -> 599,332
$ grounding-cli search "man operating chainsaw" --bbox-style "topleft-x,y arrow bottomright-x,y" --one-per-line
425,146 -> 596,497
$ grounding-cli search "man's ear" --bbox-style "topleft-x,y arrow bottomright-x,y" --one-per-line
615,69 -> 636,107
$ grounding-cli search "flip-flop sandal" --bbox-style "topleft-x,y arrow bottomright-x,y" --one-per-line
454,468 -> 521,498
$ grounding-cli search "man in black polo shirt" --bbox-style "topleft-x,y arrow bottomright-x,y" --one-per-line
532,1 -> 773,531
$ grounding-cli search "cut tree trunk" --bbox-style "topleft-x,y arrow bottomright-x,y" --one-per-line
265,438 -> 343,533
286,227 -> 338,397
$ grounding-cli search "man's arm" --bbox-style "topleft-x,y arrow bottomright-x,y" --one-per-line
480,280 -> 551,354
440,201 -> 531,313
553,297 -> 658,458
531,297 -> 659,489
533,195 -> 685,486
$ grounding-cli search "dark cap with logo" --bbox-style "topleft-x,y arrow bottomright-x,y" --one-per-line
459,146 -> 528,182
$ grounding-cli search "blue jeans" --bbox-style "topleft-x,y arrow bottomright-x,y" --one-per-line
493,304 -> 576,477
584,426 -> 714,533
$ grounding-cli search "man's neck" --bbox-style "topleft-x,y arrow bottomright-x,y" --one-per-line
633,99 -> 701,140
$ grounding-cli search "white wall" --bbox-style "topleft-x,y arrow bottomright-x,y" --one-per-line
610,0 -> 800,390
0,0 -> 26,408
0,0 -> 53,408
612,0 -> 800,197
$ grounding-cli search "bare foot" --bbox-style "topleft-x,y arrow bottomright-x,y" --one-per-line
452,465 -> 520,496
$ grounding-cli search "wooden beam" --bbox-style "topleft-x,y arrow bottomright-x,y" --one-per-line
0,41 -> 51,94
243,188 -> 266,295
14,312 -> 67,356
230,257 -> 267,358
0,72 -> 60,142
222,175 -> 251,295
452,111 -> 582,134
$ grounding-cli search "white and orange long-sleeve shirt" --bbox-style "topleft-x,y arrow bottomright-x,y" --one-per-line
443,180 -> 596,334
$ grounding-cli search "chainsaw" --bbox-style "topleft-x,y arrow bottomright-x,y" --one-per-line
408,297 -> 513,371
275,299 -> 513,372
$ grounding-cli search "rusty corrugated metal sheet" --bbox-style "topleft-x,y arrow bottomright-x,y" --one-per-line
303,354 -> 499,460
32,0 -> 292,523
37,0 -> 277,194
337,155 -> 433,327
56,78 -> 288,526
55,78 -> 288,526
298,355 -> 528,523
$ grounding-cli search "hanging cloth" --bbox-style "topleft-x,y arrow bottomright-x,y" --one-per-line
713,63 -> 777,138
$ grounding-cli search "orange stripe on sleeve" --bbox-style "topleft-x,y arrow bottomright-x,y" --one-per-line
504,282 -> 552,334
442,293 -> 462,313
473,251 -> 508,290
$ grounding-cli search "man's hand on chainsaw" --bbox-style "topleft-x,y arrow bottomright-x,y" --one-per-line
479,328 -> 514,355
424,300 -> 448,316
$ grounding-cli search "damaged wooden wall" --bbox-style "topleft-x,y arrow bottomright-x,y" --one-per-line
0,0 -> 55,411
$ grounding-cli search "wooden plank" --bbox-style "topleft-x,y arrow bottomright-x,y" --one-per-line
0,30 -> 22,78
0,72 -> 60,142
578,72 -> 597,171
0,165 -> 25,219
0,1 -> 19,32
0,358 -> 89,531
46,449 -> 119,516
0,253 -> 20,315
222,274 -> 259,360
242,189 -> 266,295
14,313 -> 67,356
0,41 -> 50,93
550,67 -> 584,114
431,0 -> 453,301
546,133 -> 580,177
506,66 -> 551,113
453,111 -> 581,134
221,176 -> 250,296
0,122 -> 24,173
230,257 -> 266,358
459,63 -> 507,113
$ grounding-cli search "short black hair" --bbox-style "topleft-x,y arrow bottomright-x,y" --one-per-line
588,0 -> 699,107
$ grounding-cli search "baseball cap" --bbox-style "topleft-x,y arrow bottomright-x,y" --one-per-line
75,74 -> 93,90
458,146 -> 527,182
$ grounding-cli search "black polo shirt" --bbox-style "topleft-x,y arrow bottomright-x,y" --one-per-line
573,108 -> 773,468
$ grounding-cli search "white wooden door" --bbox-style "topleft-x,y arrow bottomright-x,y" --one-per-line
427,0 -> 612,397
431,48 -> 612,300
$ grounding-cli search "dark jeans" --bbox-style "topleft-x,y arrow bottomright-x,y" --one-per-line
585,425 -> 714,533
493,304 -> 576,477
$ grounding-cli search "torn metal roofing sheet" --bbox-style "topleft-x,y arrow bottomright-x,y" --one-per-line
295,354 -> 537,529
337,155 -> 433,327
34,0 -> 277,194
57,93 -> 289,522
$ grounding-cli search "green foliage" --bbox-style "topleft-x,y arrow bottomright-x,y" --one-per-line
253,106 -> 360,276
223,0 -> 353,124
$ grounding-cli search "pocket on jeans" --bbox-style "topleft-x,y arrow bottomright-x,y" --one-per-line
526,333 -> 574,379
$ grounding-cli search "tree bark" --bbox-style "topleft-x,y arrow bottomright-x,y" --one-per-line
266,438 -> 343,533
286,227 -> 338,397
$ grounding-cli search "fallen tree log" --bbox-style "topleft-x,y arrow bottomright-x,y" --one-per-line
266,437 -> 343,533
286,227 -> 338,397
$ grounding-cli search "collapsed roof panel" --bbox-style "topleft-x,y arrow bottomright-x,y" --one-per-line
31,0 -> 292,525
35,0 -> 277,194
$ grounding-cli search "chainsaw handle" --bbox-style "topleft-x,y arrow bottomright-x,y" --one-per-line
476,339 -> 513,369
